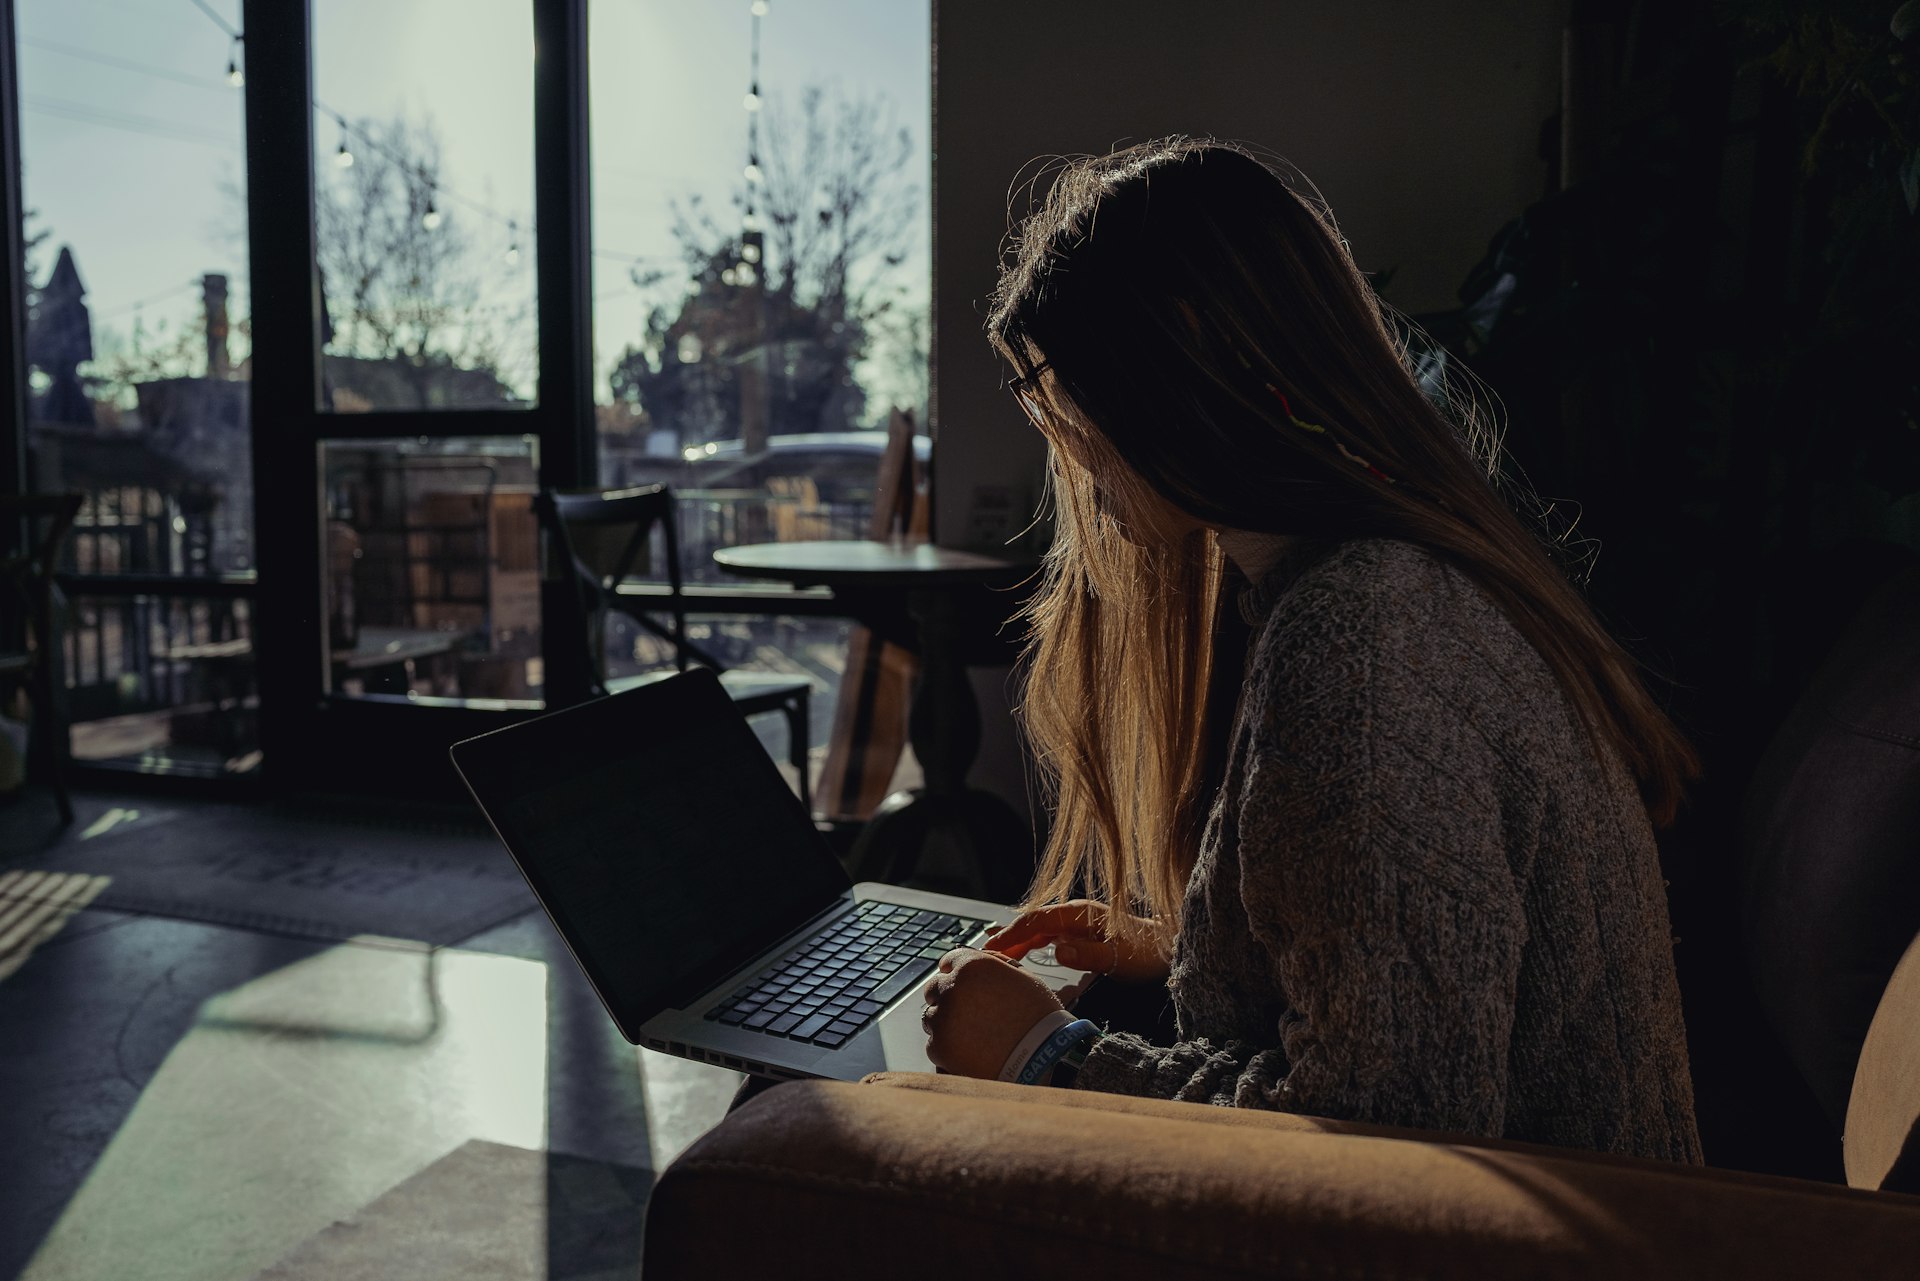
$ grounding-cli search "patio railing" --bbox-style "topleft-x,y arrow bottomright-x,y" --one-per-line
55,484 -> 878,768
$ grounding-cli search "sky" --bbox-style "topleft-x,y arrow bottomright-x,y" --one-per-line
16,0 -> 932,412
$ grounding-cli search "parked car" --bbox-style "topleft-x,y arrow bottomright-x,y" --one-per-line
624,431 -> 932,505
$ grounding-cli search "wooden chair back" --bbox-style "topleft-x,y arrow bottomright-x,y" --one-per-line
534,485 -> 711,695
814,408 -> 925,821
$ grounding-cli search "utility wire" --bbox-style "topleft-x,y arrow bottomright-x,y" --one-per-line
22,37 -> 235,94
184,0 -> 240,41
315,103 -> 674,266
25,95 -> 238,149
27,15 -> 688,285
93,280 -> 205,323
23,24 -> 675,270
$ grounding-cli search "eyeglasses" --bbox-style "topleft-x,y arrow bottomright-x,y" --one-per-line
1001,358 -> 1052,430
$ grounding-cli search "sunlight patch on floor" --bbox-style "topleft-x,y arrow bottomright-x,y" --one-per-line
637,1047 -> 742,1171
20,940 -> 547,1281
0,871 -> 110,982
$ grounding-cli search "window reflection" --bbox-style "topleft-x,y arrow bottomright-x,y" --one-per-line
322,437 -> 542,705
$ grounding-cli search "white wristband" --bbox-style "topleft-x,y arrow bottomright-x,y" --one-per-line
998,1009 -> 1076,1082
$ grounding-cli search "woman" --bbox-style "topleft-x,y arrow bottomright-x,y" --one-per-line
917,135 -> 1705,1164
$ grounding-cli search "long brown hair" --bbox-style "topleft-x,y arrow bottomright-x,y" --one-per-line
985,135 -> 1701,933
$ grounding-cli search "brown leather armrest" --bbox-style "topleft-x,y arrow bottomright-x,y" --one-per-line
644,1078 -> 1920,1280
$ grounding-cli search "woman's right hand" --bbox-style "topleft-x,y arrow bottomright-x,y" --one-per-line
983,899 -> 1173,983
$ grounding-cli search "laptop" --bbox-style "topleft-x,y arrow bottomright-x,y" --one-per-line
450,666 -> 1089,1081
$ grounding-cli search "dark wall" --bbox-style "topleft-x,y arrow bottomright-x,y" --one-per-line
933,0 -> 1568,551
934,0 -> 1571,887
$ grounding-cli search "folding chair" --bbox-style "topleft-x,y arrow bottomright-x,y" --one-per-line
534,484 -> 814,812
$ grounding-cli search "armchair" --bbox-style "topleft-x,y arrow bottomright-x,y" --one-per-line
642,926 -> 1920,1279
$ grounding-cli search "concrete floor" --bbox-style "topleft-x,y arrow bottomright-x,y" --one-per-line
0,783 -> 745,1281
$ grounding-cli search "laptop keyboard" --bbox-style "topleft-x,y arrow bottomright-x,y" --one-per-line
703,900 -> 991,1049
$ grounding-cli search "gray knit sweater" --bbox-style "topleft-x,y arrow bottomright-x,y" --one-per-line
1071,536 -> 1705,1165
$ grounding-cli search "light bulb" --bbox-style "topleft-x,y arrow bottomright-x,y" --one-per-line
227,58 -> 244,88
740,242 -> 761,263
751,0 -> 768,14
505,244 -> 520,264
743,162 -> 764,185
742,212 -> 761,232
743,91 -> 761,112
721,267 -> 738,285
334,143 -> 354,168
422,204 -> 443,231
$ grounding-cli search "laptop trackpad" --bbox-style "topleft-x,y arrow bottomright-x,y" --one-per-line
875,959 -> 1093,1072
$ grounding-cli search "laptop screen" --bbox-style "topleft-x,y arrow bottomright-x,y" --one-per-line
452,670 -> 850,1037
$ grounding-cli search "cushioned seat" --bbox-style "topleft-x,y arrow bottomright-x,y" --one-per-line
644,1070 -> 1920,1280
644,924 -> 1920,1278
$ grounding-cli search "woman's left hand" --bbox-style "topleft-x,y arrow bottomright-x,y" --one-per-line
920,947 -> 1064,1079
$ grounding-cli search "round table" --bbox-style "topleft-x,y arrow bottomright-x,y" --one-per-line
713,540 -> 1039,900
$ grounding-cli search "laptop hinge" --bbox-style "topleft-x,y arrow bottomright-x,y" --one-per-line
662,892 -> 853,1011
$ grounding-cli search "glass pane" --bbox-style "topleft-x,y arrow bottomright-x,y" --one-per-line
672,474 -> 900,586
311,0 -> 537,411
321,437 -> 542,705
588,0 -> 931,504
65,593 -> 260,777
582,4 -> 930,817
16,0 -> 256,576
604,612 -> 852,803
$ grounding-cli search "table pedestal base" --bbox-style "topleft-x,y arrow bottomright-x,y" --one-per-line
847,786 -> 1034,904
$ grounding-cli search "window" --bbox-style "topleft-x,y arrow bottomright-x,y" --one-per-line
320,436 -> 542,704
16,0 -> 259,772
588,0 -> 931,800
310,0 -> 538,412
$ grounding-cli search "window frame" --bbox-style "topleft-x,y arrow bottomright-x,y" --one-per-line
0,0 -> 931,796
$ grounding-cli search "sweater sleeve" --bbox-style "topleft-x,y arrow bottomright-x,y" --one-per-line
1069,565 -> 1531,1137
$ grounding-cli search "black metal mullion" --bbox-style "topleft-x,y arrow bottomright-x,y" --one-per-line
242,0 -> 324,781
532,0 -> 594,492
225,0 -> 597,797
0,0 -> 25,515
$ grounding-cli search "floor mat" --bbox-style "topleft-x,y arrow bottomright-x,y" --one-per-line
250,1140 -> 651,1281
0,793 -> 536,946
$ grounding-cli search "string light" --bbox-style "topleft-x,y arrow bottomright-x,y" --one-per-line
334,137 -> 354,168
186,1 -> 245,87
422,193 -> 442,231
505,220 -> 520,264
740,0 -> 765,274
313,104 -> 676,269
